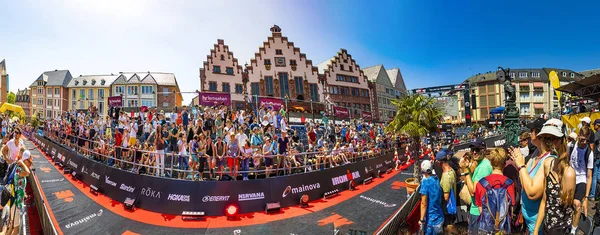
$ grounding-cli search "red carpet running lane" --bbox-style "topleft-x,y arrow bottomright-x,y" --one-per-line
27,138 -> 415,234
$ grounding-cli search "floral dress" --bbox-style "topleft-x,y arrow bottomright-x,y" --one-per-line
543,167 -> 574,235
12,166 -> 27,214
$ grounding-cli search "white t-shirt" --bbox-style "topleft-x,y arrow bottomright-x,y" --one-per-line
6,139 -> 23,162
570,144 -> 594,184
236,133 -> 248,148
144,123 -> 151,133
178,139 -> 186,155
130,123 -> 138,138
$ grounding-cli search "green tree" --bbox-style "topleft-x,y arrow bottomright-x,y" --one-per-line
7,91 -> 15,104
31,115 -> 39,128
386,93 -> 443,183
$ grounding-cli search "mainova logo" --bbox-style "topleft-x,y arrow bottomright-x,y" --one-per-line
282,183 -> 321,198
68,159 -> 78,169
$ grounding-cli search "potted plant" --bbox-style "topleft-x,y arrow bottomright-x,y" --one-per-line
386,93 -> 443,192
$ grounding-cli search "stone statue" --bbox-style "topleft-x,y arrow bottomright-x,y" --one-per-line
497,67 -> 519,147
497,67 -> 516,102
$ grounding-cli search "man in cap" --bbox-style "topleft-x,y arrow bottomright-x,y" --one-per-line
435,149 -> 459,234
459,138 -> 492,234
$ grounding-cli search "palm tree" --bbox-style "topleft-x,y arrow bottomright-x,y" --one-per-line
386,93 -> 443,183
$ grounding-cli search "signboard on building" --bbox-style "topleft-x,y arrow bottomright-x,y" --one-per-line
107,96 -> 122,107
333,106 -> 349,118
362,111 -> 372,120
200,92 -> 231,107
259,97 -> 284,111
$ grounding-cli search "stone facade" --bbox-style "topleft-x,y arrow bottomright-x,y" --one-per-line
0,60 -> 7,104
247,25 -> 323,106
29,70 -> 73,119
318,49 -> 377,120
363,64 -> 395,121
199,39 -> 245,109
15,88 -> 30,118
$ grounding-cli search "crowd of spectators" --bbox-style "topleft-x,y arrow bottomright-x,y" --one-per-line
42,104 -> 394,181
418,116 -> 600,235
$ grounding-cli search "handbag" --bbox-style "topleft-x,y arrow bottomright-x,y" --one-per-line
447,187 -> 457,215
0,185 -> 13,207
459,184 -> 472,205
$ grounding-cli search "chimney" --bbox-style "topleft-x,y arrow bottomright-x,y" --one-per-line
55,69 -> 58,71
111,73 -> 114,75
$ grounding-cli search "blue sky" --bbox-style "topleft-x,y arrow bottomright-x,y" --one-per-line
1,0 -> 599,102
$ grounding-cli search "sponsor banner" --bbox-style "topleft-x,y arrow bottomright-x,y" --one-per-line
200,92 -> 231,107
196,180 -> 271,215
136,176 -> 201,215
333,106 -> 349,118
259,97 -> 284,111
39,135 -> 396,216
100,167 -> 143,203
107,96 -> 123,107
78,157 -> 105,188
453,134 -> 506,151
362,111 -> 372,120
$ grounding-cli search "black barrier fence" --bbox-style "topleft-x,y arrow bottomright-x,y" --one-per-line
453,134 -> 506,152
33,134 -> 396,216
375,185 -> 421,235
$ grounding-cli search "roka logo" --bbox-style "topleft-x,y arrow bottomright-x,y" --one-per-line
104,176 -> 117,187
141,187 -> 161,199
282,183 -> 321,198
168,194 -> 191,202
202,195 -> 230,202
120,184 -> 135,193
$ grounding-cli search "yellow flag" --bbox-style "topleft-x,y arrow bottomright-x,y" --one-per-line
549,71 -> 562,107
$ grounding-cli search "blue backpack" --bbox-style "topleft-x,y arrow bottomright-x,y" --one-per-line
478,177 -> 513,234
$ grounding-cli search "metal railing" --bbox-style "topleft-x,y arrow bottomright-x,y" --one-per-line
42,128 -> 395,180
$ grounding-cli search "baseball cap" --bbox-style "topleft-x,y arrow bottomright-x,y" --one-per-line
569,132 -> 578,139
594,119 -> 600,125
580,117 -> 591,124
435,148 -> 453,161
537,118 -> 564,138
469,138 -> 486,149
526,118 -> 545,133
22,150 -> 31,161
421,160 -> 433,174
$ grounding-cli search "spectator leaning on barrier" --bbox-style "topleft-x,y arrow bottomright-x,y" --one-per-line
459,138 -> 492,235
419,160 -> 444,235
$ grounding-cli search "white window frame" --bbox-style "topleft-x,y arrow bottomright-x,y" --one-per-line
519,72 -> 528,78
562,72 -> 567,77
570,73 -> 575,78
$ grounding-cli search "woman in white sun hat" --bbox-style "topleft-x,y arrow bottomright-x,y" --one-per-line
510,118 -> 575,234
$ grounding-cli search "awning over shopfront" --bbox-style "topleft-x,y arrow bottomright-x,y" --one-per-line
489,106 -> 504,114
557,73 -> 600,101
